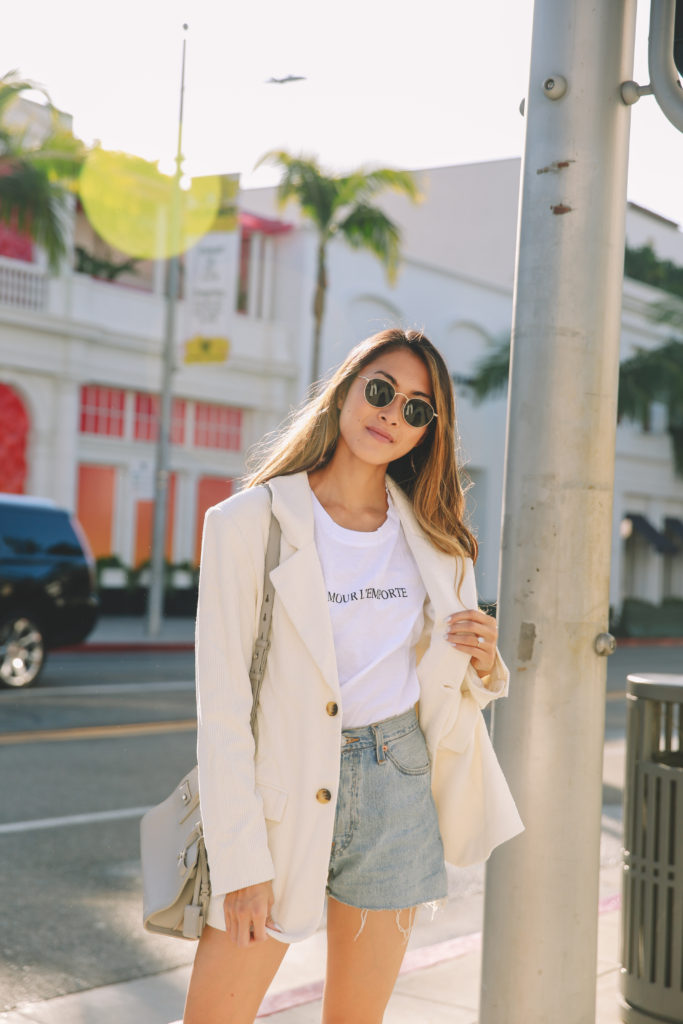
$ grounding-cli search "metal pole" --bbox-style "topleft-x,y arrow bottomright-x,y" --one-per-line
649,0 -> 683,132
479,2 -> 636,1022
147,24 -> 187,637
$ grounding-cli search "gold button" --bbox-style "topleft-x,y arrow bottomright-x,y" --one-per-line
326,702 -> 339,717
316,788 -> 332,803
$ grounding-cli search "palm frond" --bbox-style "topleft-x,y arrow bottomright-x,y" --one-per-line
337,204 -> 401,280
647,298 -> 683,334
618,340 -> 683,423
343,167 -> 422,204
456,337 -> 511,402
0,70 -> 48,120
27,130 -> 86,183
256,150 -> 337,231
0,160 -> 67,269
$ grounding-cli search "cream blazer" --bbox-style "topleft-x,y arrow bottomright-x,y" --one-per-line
195,472 -> 523,943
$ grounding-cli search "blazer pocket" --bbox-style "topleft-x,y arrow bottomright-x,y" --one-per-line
256,781 -> 288,822
438,691 -> 481,753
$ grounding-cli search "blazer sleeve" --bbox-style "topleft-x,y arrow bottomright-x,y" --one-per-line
195,502 -> 275,896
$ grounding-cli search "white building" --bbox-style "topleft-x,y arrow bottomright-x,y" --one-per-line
243,160 -> 683,612
1,153 -> 682,616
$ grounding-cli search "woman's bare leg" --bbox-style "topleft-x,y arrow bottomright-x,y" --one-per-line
183,925 -> 288,1024
321,897 -> 416,1024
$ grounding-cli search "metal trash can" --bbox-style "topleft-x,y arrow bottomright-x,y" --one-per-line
620,673 -> 683,1024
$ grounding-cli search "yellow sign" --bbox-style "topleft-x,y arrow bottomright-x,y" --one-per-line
78,148 -> 223,260
184,336 -> 231,364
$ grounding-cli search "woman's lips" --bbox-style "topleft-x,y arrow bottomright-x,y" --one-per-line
366,425 -> 393,443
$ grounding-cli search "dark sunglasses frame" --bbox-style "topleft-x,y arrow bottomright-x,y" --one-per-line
358,376 -> 437,428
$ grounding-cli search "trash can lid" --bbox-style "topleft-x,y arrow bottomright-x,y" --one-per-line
627,673 -> 683,701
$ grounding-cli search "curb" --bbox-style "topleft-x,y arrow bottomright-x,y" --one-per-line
614,636 -> 683,647
57,642 -> 195,654
61,637 -> 683,654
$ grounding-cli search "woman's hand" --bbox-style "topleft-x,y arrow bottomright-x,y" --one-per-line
223,881 -> 277,947
445,608 -> 498,678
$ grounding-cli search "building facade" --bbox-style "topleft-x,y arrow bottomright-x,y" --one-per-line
1,156 -> 682,615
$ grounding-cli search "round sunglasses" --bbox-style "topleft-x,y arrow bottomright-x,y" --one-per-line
358,376 -> 437,428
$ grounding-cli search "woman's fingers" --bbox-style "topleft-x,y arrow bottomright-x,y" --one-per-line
445,609 -> 497,674
223,882 -> 275,947
448,609 -> 497,635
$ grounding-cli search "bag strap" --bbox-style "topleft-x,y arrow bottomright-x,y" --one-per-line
248,483 -> 281,734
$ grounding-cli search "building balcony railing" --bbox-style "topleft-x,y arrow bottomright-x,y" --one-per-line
0,260 -> 295,369
0,256 -> 48,311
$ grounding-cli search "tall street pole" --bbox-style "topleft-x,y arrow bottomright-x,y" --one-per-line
479,2 -> 636,1022
147,24 -> 188,637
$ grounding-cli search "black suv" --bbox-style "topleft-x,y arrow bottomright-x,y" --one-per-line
0,495 -> 98,687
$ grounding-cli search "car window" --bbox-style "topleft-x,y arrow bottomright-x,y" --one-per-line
0,506 -> 83,558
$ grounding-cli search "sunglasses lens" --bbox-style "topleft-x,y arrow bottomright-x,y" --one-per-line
363,376 -> 435,427
403,399 -> 433,428
364,378 -> 395,408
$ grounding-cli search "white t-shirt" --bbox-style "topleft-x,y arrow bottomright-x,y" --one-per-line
312,489 -> 426,728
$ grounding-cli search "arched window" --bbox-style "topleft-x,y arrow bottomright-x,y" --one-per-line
441,321 -> 493,380
0,384 -> 30,493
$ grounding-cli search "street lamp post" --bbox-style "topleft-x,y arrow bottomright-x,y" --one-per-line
479,1 -> 637,1021
147,24 -> 188,638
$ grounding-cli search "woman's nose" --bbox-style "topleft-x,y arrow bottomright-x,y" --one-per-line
379,398 -> 401,424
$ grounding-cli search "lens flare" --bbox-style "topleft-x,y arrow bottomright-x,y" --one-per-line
78,148 -> 222,260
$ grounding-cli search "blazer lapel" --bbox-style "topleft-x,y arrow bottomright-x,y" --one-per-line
386,478 -> 472,621
386,477 -> 474,690
268,474 -> 339,694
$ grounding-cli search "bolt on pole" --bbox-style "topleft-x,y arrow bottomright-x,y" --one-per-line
479,1 -> 636,1022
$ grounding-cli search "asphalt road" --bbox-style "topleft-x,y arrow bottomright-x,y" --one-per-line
0,643 -> 681,1012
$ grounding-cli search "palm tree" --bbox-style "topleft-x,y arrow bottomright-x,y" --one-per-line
257,151 -> 420,383
618,337 -> 683,474
0,70 -> 84,271
458,327 -> 683,476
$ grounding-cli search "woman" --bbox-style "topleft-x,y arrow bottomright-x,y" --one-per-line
184,328 -> 522,1024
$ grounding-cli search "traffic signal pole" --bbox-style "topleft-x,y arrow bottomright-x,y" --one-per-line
479,2 -> 637,1022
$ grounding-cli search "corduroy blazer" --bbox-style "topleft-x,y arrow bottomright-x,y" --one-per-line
195,471 -> 523,943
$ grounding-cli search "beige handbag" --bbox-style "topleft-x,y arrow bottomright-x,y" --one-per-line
140,490 -> 280,940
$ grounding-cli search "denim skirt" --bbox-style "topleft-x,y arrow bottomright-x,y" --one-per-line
326,706 -> 448,911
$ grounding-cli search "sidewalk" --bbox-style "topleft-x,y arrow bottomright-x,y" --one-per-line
70,615 -> 195,651
0,899 -> 626,1024
73,617 -> 683,654
0,739 -> 629,1024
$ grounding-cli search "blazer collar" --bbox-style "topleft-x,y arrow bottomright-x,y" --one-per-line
267,472 -> 316,550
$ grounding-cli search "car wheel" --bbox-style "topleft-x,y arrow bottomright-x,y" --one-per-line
0,615 -> 46,688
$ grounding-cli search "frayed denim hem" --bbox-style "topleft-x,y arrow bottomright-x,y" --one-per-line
327,892 -> 446,942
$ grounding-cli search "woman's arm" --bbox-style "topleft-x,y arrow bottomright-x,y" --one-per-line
446,559 -> 509,700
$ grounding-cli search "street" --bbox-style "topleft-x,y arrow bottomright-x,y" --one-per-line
0,642 -> 681,1013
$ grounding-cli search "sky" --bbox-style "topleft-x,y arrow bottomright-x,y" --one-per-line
3,0 -> 683,226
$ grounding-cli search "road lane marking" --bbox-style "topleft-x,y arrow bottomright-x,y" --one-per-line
0,680 -> 194,700
0,806 -> 152,835
0,719 -> 197,745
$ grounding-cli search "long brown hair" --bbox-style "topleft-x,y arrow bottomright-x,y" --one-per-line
244,328 -> 478,565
